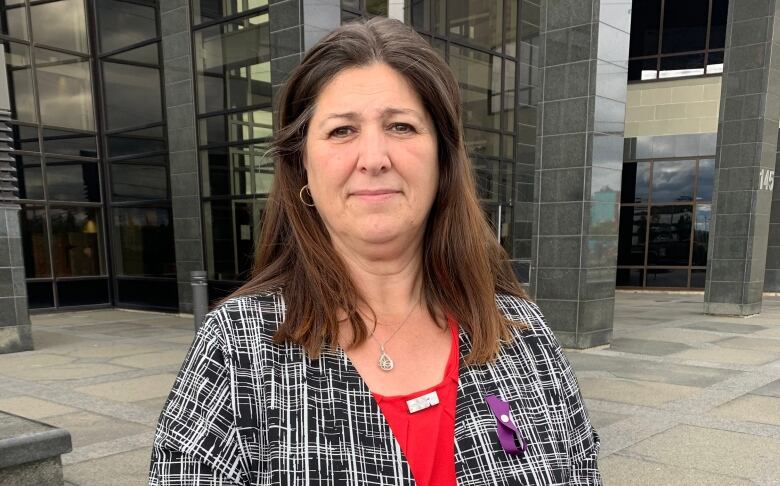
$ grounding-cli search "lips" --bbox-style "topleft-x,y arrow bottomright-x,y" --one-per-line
351,189 -> 400,196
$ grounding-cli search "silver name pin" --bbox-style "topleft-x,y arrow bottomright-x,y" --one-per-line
406,391 -> 440,413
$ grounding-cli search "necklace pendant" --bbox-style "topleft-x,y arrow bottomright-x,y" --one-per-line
378,351 -> 394,371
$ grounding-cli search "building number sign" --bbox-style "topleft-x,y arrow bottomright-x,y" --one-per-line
759,168 -> 775,191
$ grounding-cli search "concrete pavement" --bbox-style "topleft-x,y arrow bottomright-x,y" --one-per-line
0,291 -> 778,485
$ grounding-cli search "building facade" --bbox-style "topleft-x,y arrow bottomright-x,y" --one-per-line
1,0 -> 778,350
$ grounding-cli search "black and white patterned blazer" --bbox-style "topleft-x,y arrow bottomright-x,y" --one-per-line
148,292 -> 601,485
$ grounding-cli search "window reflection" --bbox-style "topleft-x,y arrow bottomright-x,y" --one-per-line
198,109 -> 273,146
447,0 -> 503,52
102,61 -> 163,130
45,159 -> 101,202
3,42 -> 36,123
645,268 -> 688,287
1,2 -> 28,40
464,128 -> 500,158
34,48 -> 95,131
201,144 -> 273,197
193,0 -> 269,25
96,0 -> 157,53
194,14 -> 271,114
30,0 -> 89,53
113,207 -> 176,276
42,129 -> 97,158
107,43 -> 159,65
696,158 -> 715,201
648,205 -> 692,266
203,200 -> 260,281
651,160 -> 695,203
11,124 -> 39,152
107,126 -> 165,158
661,0 -> 709,54
692,204 -> 711,266
450,45 -> 501,130
617,205 -> 646,266
50,207 -> 104,277
16,155 -> 44,200
620,161 -> 650,203
21,206 -> 51,278
111,158 -> 168,201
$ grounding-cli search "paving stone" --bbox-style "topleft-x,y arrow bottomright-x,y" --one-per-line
134,396 -> 168,414
578,377 -> 700,407
681,321 -> 768,334
625,425 -> 780,483
717,336 -> 780,352
753,378 -> 780,398
30,329 -> 91,349
0,353 -> 75,371
64,447 -> 152,486
5,363 -> 133,381
586,409 -> 629,430
608,338 -> 692,356
75,374 -> 177,403
618,327 -> 726,344
754,326 -> 780,338
600,454 -> 755,486
0,396 -> 79,419
709,394 -> 780,426
158,334 -> 198,345
670,346 -> 779,366
43,411 -> 151,448
109,349 -> 187,369
59,343 -> 167,359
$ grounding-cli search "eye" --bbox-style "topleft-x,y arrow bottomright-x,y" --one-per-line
328,126 -> 356,138
389,122 -> 416,134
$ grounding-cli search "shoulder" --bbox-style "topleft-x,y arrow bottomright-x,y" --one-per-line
199,290 -> 286,347
495,293 -> 562,352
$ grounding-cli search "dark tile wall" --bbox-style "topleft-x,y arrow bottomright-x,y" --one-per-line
764,133 -> 779,291
533,0 -> 631,349
706,0 -> 780,314
161,0 -> 203,313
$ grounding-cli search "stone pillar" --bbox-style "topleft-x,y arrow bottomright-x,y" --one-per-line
705,0 -> 780,313
0,50 -> 32,354
160,0 -> 204,314
532,0 -> 631,348
767,141 -> 779,291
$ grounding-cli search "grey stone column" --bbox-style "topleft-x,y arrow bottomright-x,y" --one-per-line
0,50 -> 32,354
532,0 -> 631,348
161,0 -> 204,314
705,0 -> 780,314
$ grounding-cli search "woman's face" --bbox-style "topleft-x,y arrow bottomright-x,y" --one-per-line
304,62 -> 439,253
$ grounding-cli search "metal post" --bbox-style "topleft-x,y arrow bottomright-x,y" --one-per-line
191,270 -> 208,330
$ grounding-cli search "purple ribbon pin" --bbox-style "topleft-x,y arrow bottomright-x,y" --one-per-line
485,395 -> 528,456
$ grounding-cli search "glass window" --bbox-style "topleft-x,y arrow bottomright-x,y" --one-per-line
96,0 -> 157,53
3,42 -> 36,123
16,154 -> 44,200
12,124 -> 40,152
201,144 -> 272,197
447,0 -> 502,52
45,159 -> 101,202
198,108 -> 273,146
616,268 -> 644,287
504,0 -> 517,57
709,0 -> 728,50
645,268 -> 688,287
659,54 -> 705,79
629,0 -> 661,57
661,0 -> 709,54
107,125 -> 165,158
111,158 -> 168,201
193,0 -> 269,25
366,0 -> 387,16
194,14 -> 271,114
617,205 -> 647,266
464,127 -> 500,158
102,61 -> 163,131
450,45 -> 501,130
34,48 -> 95,131
651,159 -> 695,203
706,51 -> 724,75
107,43 -> 159,65
42,128 -> 97,157
27,281 -> 55,309
1,2 -> 28,40
620,161 -> 650,203
113,207 -> 176,276
696,158 -> 715,201
409,0 -> 430,31
628,57 -> 658,81
692,204 -> 711,266
117,278 -> 178,309
473,158 -> 499,202
648,205 -> 692,266
203,199 -> 259,281
57,279 -> 110,305
30,0 -> 89,53
20,205 -> 51,278
50,206 -> 104,277
519,1 -> 540,45
690,269 -> 706,288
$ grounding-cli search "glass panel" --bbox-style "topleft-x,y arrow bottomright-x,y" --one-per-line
409,0 -> 430,31
628,57 -> 657,81
1,3 -> 28,40
57,279 -> 110,306
194,14 -> 271,114
342,0 -> 360,10
366,0 -> 387,16
193,0 -> 269,25
659,54 -> 705,79
502,135 -> 514,161
117,278 -> 178,309
447,0 -> 502,52
111,157 -> 168,201
617,205 -> 647,266
651,159 -> 695,203
42,128 -> 97,157
464,127 -> 500,158
50,207 -> 104,277
629,0 -> 660,57
709,0 -> 728,49
431,37 -> 446,61
16,155 -> 44,200
696,158 -> 715,201
103,61 -> 162,131
27,281 -> 55,309
97,0 -> 157,53
433,0 -> 445,35
690,269 -> 706,288
620,161 -> 650,203
12,124 -> 39,152
204,199 -> 258,281
616,268 -> 644,287
107,126 -> 165,157
34,48 -> 95,131
30,0 -> 89,53
648,205 -> 692,266
450,45 -> 501,130
21,206 -> 51,278
692,204 -> 711,266
499,161 -> 513,202
201,144 -> 272,196
519,1 -> 540,45
198,108 -> 273,146
107,43 -> 159,65
113,207 -> 176,276
473,158 -> 499,202
504,59 -> 515,130
504,0 -> 517,57
645,269 -> 688,287
341,9 -> 360,23
661,0 -> 708,54
3,42 -> 36,123
46,159 -> 100,202
706,51 -> 724,75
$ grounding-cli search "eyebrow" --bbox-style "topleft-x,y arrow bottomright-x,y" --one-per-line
317,108 -> 424,129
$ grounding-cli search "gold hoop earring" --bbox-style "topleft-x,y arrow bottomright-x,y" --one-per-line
299,184 -> 316,207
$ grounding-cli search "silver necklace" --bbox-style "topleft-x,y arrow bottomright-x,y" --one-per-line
368,298 -> 419,372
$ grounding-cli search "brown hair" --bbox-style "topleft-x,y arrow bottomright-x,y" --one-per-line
226,17 -> 529,364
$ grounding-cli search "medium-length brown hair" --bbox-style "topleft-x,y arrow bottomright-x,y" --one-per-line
227,17 -> 529,364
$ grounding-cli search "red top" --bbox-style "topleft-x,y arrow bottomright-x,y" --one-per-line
372,318 -> 459,486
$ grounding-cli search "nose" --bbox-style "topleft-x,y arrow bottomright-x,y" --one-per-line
356,124 -> 391,175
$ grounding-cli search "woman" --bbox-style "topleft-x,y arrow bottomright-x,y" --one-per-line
149,17 -> 601,486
